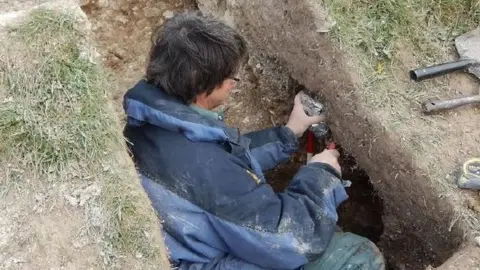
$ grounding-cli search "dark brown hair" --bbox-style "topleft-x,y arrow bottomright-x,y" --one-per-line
146,11 -> 247,104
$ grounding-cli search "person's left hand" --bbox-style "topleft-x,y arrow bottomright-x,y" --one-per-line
286,93 -> 325,138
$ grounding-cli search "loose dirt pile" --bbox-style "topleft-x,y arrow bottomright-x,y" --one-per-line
80,0 -> 196,107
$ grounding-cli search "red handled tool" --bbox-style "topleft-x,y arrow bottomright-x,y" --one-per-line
306,131 -> 315,163
306,131 -> 336,164
300,90 -> 336,163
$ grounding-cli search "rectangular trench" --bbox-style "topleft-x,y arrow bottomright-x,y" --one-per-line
195,1 -> 466,268
80,0 -> 468,268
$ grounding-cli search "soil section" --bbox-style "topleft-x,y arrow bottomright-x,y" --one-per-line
197,1 -> 471,269
82,0 -> 473,269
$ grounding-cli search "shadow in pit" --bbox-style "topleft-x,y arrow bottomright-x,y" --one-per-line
265,141 -> 385,243
337,153 -> 384,243
265,142 -> 388,265
265,142 -> 447,270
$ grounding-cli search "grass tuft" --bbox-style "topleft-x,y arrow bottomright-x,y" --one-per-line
0,9 -> 164,265
325,0 -> 480,124
0,9 -> 112,172
327,0 -> 480,68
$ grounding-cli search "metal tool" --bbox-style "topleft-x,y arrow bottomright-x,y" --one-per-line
306,131 -> 315,162
422,94 -> 480,113
410,27 -> 480,113
457,158 -> 480,190
410,59 -> 478,82
305,124 -> 336,163
299,91 -> 348,186
410,27 -> 480,81
300,91 -> 325,163
299,91 -> 329,138
299,91 -> 336,164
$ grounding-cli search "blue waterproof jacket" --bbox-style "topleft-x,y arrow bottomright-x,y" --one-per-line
123,80 -> 348,270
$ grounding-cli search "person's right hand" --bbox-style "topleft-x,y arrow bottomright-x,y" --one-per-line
308,149 -> 341,175
286,93 -> 325,138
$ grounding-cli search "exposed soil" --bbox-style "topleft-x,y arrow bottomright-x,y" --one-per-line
80,0 -> 197,107
82,0 -> 476,269
337,154 -> 384,243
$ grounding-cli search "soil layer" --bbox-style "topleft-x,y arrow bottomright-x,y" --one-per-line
82,0 -> 478,269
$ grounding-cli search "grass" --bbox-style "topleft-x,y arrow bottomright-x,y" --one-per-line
0,9 -> 166,266
327,0 -> 480,66
0,11 -> 111,172
324,0 -> 480,150
324,0 -> 480,230
326,0 -> 480,110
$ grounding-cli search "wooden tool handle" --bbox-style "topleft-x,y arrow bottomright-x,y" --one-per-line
422,95 -> 480,113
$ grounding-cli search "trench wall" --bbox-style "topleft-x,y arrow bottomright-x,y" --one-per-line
197,0 -> 465,266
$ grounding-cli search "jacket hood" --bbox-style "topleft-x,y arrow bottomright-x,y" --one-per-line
123,80 -> 243,144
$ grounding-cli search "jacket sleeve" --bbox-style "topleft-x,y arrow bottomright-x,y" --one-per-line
210,162 -> 348,270
243,126 -> 299,171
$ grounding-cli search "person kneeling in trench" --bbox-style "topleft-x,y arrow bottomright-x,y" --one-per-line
123,11 -> 385,270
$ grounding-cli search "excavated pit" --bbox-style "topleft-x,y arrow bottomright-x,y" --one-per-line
265,132 -> 439,269
261,83 -> 443,269
81,0 -> 466,269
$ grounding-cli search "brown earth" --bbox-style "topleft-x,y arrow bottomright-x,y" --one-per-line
432,246 -> 480,270
16,0 -> 476,269
80,0 -> 196,108
196,0 -> 480,269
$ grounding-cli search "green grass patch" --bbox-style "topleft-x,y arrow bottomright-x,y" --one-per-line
325,0 -> 480,213
327,0 -> 480,66
0,9 -> 162,263
0,9 -> 112,171
325,0 -> 480,116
